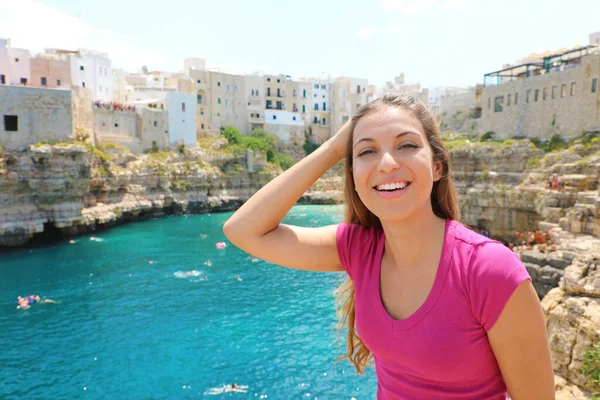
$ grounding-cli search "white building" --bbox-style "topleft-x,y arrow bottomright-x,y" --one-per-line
590,31 -> 600,45
112,68 -> 128,103
44,48 -> 112,101
264,109 -> 304,142
166,92 -> 196,145
0,38 -> 31,85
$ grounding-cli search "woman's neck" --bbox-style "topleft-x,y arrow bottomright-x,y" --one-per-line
381,209 -> 447,271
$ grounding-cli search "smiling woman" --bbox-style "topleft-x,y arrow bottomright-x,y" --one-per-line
223,91 -> 555,400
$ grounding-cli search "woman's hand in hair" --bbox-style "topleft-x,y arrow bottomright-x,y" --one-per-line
327,119 -> 353,161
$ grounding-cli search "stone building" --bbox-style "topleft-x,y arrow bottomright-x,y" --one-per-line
30,53 -> 72,89
438,85 -> 483,131
480,45 -> 600,140
330,77 -> 368,135
0,85 -> 73,150
264,110 -> 305,160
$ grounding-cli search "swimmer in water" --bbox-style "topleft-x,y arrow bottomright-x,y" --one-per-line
16,294 -> 57,310
201,276 -> 208,281
204,260 -> 213,266
147,260 -> 154,264
69,239 -> 76,244
235,275 -> 242,281
249,256 -> 259,262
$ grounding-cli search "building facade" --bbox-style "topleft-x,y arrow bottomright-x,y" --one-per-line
0,38 -> 31,86
30,53 -> 72,89
480,46 -> 600,139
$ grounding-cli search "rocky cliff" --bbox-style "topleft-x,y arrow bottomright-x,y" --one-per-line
0,139 -> 277,247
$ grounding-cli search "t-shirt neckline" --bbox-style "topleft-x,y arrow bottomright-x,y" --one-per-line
372,219 -> 456,332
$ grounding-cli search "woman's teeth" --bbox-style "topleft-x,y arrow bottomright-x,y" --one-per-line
375,182 -> 410,191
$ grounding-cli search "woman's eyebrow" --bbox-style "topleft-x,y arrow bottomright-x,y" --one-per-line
353,131 -> 418,148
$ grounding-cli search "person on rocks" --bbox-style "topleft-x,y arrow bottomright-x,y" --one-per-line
223,92 -> 554,399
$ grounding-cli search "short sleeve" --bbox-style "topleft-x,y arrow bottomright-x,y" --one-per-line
336,223 -> 355,279
467,241 -> 532,332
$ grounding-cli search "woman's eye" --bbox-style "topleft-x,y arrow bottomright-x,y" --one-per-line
357,149 -> 375,157
399,144 -> 417,150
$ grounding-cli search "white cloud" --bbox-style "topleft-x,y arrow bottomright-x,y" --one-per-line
381,0 -> 471,14
355,26 -> 378,38
388,26 -> 402,34
0,0 -> 164,72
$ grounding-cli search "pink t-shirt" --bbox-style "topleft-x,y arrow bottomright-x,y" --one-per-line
336,219 -> 531,400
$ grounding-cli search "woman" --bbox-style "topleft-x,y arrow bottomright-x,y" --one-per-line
223,92 -> 554,399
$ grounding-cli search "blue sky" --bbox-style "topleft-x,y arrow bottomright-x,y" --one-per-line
1,0 -> 599,88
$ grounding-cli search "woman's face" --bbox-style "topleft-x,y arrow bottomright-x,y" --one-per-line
351,106 -> 441,223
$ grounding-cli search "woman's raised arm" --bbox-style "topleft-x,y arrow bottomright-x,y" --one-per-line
223,123 -> 351,272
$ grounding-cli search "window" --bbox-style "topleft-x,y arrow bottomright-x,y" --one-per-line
20,78 -> 27,84
266,100 -> 272,109
561,84 -> 567,97
277,79 -> 280,83
80,66 -> 84,71
570,82 -> 576,96
234,85 -> 238,91
0,75 -> 5,84
507,94 -> 511,106
293,116 -> 296,121
226,84 -> 230,92
182,103 -> 186,112
82,82 -> 85,88
256,90 -> 259,96
534,89 -> 539,102
272,115 -> 276,120
357,85 -> 361,94
267,78 -> 271,82
526,90 -> 531,103
494,96 -> 503,112
314,84 -> 319,89
552,86 -> 557,99
154,121 -> 157,127
217,82 -> 221,86
197,79 -> 201,83
218,98 -> 221,104
197,94 -> 202,104
201,123 -> 205,129
225,99 -> 229,108
114,123 -> 119,127
543,87 -> 548,100
41,77 -> 47,86
251,89 -> 255,96
515,93 -> 519,105
303,89 -> 306,98
314,104 -> 319,111
323,102 -> 326,111
302,105 -> 306,113
15,57 -> 19,62
276,101 -> 282,110
321,84 -> 326,89
322,118 -> 326,125
342,115 -> 349,123
200,110 -> 204,115
267,88 -> 271,96
4,115 -> 18,131
313,116 -> 318,123
592,78 -> 598,93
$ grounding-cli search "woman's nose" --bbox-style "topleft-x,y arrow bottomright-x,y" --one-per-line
377,151 -> 399,173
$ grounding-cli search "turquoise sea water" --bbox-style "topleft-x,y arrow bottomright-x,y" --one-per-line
0,205 -> 377,399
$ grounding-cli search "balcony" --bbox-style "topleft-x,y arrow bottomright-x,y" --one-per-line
249,116 -> 265,123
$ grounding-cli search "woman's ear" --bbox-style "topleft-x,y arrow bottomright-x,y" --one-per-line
433,160 -> 443,182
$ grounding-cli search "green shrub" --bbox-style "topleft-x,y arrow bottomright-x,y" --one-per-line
151,140 -> 159,153
271,152 -> 296,171
583,343 -> 600,387
480,131 -> 495,142
178,143 -> 186,155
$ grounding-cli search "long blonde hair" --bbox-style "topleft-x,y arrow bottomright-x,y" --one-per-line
335,92 -> 461,374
